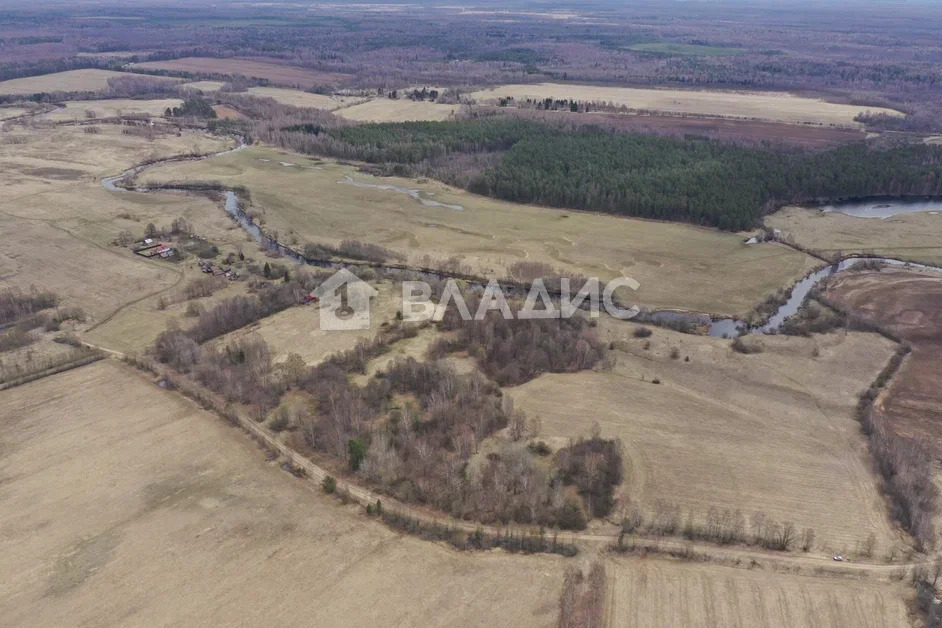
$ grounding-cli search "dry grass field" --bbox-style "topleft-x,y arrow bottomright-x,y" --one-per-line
40,98 -> 183,122
606,556 -> 910,628
211,281 -> 403,366
0,69 -> 175,95
512,321 -> 902,555
212,104 -> 248,120
178,80 -> 226,92
766,206 -> 942,266
0,106 -> 30,120
0,122 -> 233,323
130,57 -> 351,88
470,83 -> 904,127
245,86 -> 352,109
334,98 -> 460,122
139,145 -> 818,317
0,360 -> 564,627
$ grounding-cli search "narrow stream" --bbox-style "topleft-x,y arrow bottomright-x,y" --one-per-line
103,143 -> 942,337
338,175 -> 465,211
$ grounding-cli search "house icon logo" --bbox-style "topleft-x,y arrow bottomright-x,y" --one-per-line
313,268 -> 378,331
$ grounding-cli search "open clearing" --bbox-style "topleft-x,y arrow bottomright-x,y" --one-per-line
211,281 -> 403,366
334,98 -> 460,122
130,57 -> 352,88
606,556 -> 909,628
0,69 -> 175,95
766,206 -> 942,267
139,145 -> 817,317
0,360 -> 563,627
827,269 -> 942,452
179,80 -> 226,92
0,123 -> 233,322
470,83 -> 904,127
246,86 -> 355,109
513,322 -> 902,555
212,104 -> 247,120
40,98 -> 183,122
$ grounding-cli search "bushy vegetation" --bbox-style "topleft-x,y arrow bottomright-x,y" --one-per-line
558,563 -> 606,628
858,345 -> 937,550
432,311 -> 606,386
303,239 -> 403,264
186,282 -> 304,343
0,328 -> 37,353
165,98 -> 217,119
556,437 -> 623,518
150,281 -> 620,529
0,288 -> 58,326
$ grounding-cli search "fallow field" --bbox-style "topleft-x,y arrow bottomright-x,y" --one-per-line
0,361 -> 564,627
827,269 -> 942,451
0,121 -> 234,323
0,69 -> 175,95
209,281 -> 404,367
606,556 -> 910,628
39,98 -> 184,122
139,145 -> 818,318
333,98 -> 461,122
512,320 -> 903,556
766,206 -> 942,267
470,83 -> 904,127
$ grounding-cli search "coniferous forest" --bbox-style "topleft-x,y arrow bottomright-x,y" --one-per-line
309,120 -> 942,230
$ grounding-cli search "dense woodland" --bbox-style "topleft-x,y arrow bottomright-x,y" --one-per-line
304,119 -> 942,230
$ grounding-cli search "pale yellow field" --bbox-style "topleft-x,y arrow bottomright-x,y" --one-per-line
212,104 -> 247,120
0,123 -> 234,323
607,557 -> 909,628
40,98 -> 183,122
766,206 -> 942,266
179,80 -> 226,92
513,321 -> 902,555
0,69 -> 175,95
212,281 -> 403,366
246,86 -> 348,109
359,325 -> 439,380
334,98 -> 460,122
139,145 -> 818,318
0,106 -> 30,121
0,360 -> 563,627
82,260 -> 254,356
470,83 -> 904,127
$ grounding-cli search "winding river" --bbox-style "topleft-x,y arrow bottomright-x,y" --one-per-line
102,142 -> 942,337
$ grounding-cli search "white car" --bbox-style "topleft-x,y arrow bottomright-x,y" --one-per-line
833,555 -> 843,562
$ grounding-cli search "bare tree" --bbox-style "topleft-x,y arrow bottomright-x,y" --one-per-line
802,528 -> 816,552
